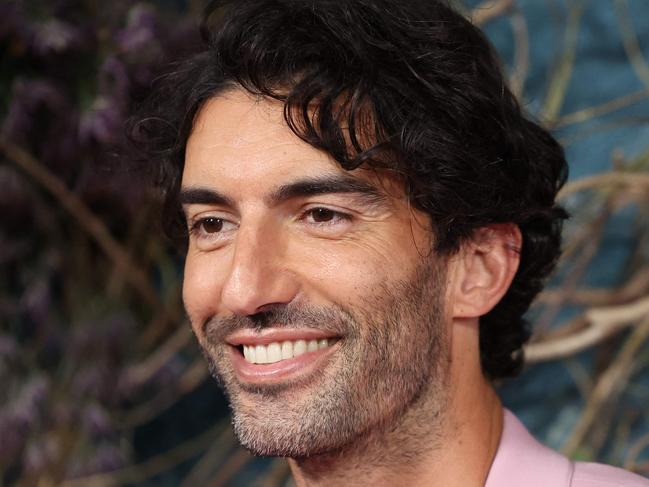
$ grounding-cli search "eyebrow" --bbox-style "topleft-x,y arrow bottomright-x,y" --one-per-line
179,174 -> 389,209
267,174 -> 387,206
179,187 -> 235,208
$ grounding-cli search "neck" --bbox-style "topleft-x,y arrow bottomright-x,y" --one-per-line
288,363 -> 503,487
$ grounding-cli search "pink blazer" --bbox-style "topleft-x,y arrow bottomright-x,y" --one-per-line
485,409 -> 649,486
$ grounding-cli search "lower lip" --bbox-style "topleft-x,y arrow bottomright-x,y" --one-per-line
228,342 -> 339,386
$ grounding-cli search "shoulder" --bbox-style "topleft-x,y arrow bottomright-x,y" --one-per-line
485,409 -> 649,487
571,461 -> 649,487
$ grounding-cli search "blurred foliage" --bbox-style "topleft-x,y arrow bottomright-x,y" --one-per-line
0,0 -> 648,485
0,1 -> 217,484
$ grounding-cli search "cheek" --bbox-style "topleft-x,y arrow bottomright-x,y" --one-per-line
287,235 -> 420,305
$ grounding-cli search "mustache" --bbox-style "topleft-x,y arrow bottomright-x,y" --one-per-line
203,302 -> 358,344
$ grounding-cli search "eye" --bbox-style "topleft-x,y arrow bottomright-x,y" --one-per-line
302,207 -> 353,226
189,216 -> 237,245
200,217 -> 225,233
310,208 -> 337,223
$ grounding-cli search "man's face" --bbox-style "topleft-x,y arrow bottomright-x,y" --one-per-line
181,89 -> 452,457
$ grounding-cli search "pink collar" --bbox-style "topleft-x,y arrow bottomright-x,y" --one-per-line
485,409 -> 574,487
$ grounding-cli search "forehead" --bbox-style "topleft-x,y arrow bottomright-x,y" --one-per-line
182,89 -> 404,198
184,90 -> 338,185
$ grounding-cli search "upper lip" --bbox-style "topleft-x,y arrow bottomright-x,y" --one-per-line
225,327 -> 340,346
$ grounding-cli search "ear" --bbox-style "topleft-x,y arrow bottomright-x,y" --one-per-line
449,223 -> 522,320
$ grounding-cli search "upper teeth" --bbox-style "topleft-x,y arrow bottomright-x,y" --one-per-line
242,338 -> 333,364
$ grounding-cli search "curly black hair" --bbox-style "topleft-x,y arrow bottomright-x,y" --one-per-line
130,0 -> 568,380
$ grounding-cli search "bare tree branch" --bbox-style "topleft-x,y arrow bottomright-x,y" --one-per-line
558,171 -> 649,200
509,6 -> 529,99
471,0 -> 515,26
526,295 -> 649,363
539,266 -> 649,307
540,3 -> 584,123
625,429 -> 649,471
552,89 -> 649,128
614,0 -> 649,90
560,315 -> 649,455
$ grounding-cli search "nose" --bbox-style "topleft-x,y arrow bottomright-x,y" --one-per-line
220,218 -> 299,316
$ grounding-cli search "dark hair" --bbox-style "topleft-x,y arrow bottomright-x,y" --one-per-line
130,0 -> 568,380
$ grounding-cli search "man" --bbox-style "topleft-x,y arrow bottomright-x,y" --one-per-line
133,0 -> 649,485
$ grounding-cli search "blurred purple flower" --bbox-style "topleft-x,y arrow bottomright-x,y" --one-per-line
1,79 -> 79,176
82,403 -> 113,439
13,375 -> 50,424
2,79 -> 66,140
98,56 -> 130,102
0,375 -> 50,461
24,442 -> 47,473
79,96 -> 123,146
91,443 -> 126,473
116,4 -> 159,58
30,18 -> 83,56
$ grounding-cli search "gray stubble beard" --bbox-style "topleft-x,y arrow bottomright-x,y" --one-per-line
197,255 -> 450,466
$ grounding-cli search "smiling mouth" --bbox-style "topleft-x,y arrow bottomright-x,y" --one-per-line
225,328 -> 342,385
238,338 -> 338,365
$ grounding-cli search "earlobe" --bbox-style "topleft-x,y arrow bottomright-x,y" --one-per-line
451,223 -> 521,319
